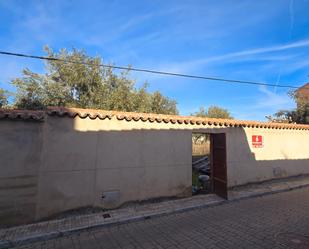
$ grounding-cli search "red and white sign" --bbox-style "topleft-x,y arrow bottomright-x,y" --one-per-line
252,135 -> 263,148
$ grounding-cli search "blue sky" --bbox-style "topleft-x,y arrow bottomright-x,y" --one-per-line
1,0 -> 309,120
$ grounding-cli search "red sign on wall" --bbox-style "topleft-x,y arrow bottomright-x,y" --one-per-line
252,135 -> 263,148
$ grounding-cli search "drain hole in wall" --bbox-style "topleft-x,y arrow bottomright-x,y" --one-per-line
103,213 -> 111,219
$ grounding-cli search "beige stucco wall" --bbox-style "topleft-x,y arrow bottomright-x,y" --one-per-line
1,114 -> 309,225
0,120 -> 43,226
226,127 -> 309,187
36,116 -> 195,219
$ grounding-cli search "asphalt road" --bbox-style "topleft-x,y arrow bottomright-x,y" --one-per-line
13,187 -> 309,249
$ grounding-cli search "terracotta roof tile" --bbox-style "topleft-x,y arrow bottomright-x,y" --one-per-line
45,107 -> 309,130
47,107 -> 113,120
0,109 -> 44,121
1,107 -> 309,130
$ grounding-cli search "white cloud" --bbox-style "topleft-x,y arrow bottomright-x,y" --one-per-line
187,38 -> 309,68
133,38 -> 309,82
255,86 -> 293,109
220,86 -> 296,121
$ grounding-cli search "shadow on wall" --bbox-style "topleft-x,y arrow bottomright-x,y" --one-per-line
0,119 -> 43,227
0,109 -> 309,226
35,114 -> 193,222
39,115 -> 309,217
226,127 -> 309,187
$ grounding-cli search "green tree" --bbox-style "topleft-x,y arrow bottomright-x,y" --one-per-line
0,88 -> 8,108
191,105 -> 233,144
132,83 -> 152,113
290,89 -> 309,124
11,46 -> 178,114
294,104 -> 309,124
265,110 -> 292,123
267,89 -> 309,124
150,91 -> 178,115
192,105 -> 233,119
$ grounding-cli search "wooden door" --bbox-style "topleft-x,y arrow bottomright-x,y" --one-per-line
211,133 -> 228,199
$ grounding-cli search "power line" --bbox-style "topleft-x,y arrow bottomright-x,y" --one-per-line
0,50 -> 303,89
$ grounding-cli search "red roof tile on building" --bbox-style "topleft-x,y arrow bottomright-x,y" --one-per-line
296,83 -> 309,100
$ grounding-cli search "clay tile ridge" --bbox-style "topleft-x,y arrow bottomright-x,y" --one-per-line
47,106 -> 113,120
45,107 -> 309,130
0,109 -> 45,121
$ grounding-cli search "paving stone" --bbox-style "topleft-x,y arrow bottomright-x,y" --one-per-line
1,175 -> 309,248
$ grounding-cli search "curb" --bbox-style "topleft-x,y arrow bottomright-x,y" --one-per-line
229,182 -> 309,203
2,183 -> 309,248
1,199 -> 227,248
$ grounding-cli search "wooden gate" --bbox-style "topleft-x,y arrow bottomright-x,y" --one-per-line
211,133 -> 228,199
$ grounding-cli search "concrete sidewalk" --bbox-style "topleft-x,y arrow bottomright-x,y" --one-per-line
1,174 -> 309,249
